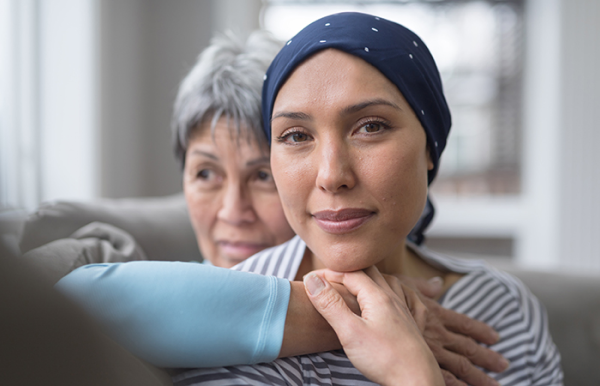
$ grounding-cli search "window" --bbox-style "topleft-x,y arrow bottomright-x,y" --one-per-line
0,0 -> 98,212
0,0 -> 40,211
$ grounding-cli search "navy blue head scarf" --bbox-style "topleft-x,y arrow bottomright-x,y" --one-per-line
261,12 -> 451,244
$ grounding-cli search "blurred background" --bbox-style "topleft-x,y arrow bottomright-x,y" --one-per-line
1,0 -> 598,272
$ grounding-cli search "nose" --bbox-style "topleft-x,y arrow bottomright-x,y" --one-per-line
217,182 -> 257,225
315,139 -> 356,193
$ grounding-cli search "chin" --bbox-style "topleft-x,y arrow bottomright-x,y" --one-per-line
222,255 -> 249,268
202,254 -> 242,269
321,254 -> 375,273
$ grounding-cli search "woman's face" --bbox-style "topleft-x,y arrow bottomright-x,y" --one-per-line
271,49 -> 433,272
184,117 -> 295,268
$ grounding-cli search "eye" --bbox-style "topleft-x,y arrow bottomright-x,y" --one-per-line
197,169 -> 213,180
290,132 -> 309,142
357,120 -> 389,134
256,170 -> 273,182
276,129 -> 311,144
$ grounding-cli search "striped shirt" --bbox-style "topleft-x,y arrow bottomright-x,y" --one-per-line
173,236 -> 563,386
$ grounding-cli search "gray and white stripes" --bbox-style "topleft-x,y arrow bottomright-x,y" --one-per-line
173,236 -> 563,386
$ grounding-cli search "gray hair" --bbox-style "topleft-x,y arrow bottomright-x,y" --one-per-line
172,30 -> 283,168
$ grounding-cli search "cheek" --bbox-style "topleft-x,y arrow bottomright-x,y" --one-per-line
184,182 -> 216,239
254,192 -> 296,242
361,145 -> 429,227
379,154 -> 427,217
271,153 -> 312,228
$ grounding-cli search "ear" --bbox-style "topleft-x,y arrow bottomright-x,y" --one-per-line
426,146 -> 435,171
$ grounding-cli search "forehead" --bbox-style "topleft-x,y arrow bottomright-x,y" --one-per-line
190,116 -> 265,147
274,49 -> 405,111
188,117 -> 268,156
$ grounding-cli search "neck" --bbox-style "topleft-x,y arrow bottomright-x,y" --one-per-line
295,240 -> 464,302
375,240 -> 408,275
294,239 -> 411,278
295,239 -> 444,282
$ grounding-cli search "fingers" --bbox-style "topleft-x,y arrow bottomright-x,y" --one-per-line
432,345 -> 500,386
444,332 -> 509,373
399,283 -> 428,333
310,269 -> 505,386
303,272 -> 359,341
440,306 -> 500,346
306,271 -> 445,386
422,298 -> 509,374
318,269 -> 344,284
362,266 -> 392,290
396,274 -> 444,298
319,268 -> 392,305
396,274 -> 500,348
329,282 -> 361,315
440,369 -> 468,386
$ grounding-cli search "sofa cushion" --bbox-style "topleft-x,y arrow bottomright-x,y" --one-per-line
1,240 -> 173,386
23,222 -> 149,284
504,267 -> 600,386
19,194 -> 201,263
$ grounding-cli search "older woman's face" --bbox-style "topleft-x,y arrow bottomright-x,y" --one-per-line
184,117 -> 295,268
271,49 -> 433,272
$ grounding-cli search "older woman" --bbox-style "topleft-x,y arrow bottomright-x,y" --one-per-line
58,26 -> 516,385
169,12 -> 563,386
172,31 -> 295,268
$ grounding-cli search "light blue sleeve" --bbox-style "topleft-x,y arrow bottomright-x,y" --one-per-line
55,261 -> 290,368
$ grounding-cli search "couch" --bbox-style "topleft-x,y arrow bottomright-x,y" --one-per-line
2,194 -> 599,385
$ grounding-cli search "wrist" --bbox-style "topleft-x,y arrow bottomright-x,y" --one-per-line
382,343 -> 444,386
279,281 -> 341,357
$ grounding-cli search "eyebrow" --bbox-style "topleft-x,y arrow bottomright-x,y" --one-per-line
246,156 -> 270,167
271,111 -> 311,122
189,149 -> 218,161
341,98 -> 402,115
189,150 -> 269,167
271,98 -> 402,123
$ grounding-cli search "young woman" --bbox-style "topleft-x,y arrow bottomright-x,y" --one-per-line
169,12 -> 562,386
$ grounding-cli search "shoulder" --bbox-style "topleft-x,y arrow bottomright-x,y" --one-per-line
410,244 -> 542,322
416,247 -> 564,385
231,235 -> 305,279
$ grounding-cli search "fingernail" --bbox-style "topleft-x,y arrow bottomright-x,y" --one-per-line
428,276 -> 444,290
304,273 -> 325,296
500,357 -> 510,370
492,330 -> 501,342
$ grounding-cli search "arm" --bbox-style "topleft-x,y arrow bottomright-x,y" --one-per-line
57,260 -> 509,384
56,261 -> 348,367
56,261 -> 290,368
280,281 -> 360,357
281,282 -> 340,356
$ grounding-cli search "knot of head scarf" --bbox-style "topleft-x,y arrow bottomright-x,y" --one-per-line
261,12 -> 451,244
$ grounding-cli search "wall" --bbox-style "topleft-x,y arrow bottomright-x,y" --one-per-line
427,0 -> 600,271
518,0 -> 600,271
97,0 -> 261,199
98,0 -> 213,198
557,0 -> 600,270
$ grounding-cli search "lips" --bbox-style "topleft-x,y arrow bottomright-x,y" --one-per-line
217,241 -> 267,260
312,208 -> 374,234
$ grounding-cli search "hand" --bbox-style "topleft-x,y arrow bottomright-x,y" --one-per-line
304,266 -> 444,386
396,275 -> 509,386
279,282 -> 360,358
